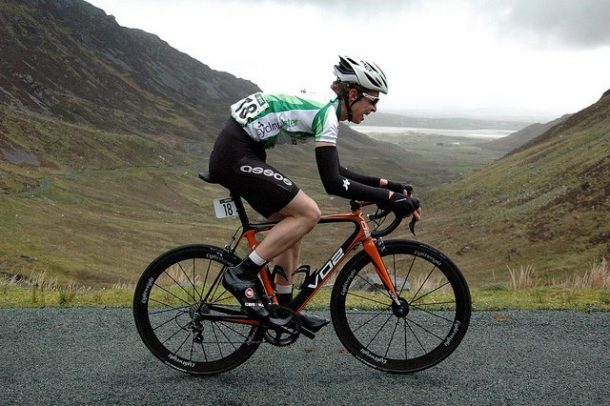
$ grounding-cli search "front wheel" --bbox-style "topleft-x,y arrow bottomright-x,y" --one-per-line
331,240 -> 471,373
133,244 -> 264,375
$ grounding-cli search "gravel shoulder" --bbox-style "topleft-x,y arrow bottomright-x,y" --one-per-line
1,309 -> 609,405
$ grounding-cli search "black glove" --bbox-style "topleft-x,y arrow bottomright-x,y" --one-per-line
387,193 -> 420,216
386,181 -> 414,195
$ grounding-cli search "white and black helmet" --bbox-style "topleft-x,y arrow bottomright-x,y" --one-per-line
333,55 -> 388,94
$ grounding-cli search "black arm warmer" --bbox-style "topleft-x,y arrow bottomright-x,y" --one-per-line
316,146 -> 389,202
339,166 -> 380,187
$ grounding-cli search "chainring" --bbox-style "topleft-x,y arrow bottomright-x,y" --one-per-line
263,305 -> 301,347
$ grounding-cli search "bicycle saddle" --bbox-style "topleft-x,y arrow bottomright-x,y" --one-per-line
199,171 -> 218,184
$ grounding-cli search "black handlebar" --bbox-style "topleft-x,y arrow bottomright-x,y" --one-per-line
352,201 -> 417,238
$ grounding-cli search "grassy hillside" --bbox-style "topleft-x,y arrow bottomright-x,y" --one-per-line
0,104 -> 440,286
1,0 -> 608,293
364,131 -> 503,181
0,1 -> 433,286
478,114 -> 571,154
420,94 -> 610,286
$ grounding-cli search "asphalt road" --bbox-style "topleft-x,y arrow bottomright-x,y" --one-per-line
1,309 -> 609,405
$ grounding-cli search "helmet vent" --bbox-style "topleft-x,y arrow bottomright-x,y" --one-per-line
364,72 -> 381,88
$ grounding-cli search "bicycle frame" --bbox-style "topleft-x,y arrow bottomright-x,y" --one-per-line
224,195 -> 401,323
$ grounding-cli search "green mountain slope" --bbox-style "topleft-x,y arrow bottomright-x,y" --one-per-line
0,0 -> 436,285
422,92 -> 610,285
478,114 -> 571,154
0,0 -> 258,137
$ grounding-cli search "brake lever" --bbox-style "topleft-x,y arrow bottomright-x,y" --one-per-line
408,217 -> 417,236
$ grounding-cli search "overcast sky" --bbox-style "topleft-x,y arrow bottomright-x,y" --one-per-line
87,0 -> 610,121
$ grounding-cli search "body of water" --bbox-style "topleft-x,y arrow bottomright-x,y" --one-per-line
354,125 -> 515,139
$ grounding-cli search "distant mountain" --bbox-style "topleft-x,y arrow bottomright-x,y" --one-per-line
478,114 -> 571,154
356,112 -> 530,131
424,90 -> 610,282
0,0 -> 259,138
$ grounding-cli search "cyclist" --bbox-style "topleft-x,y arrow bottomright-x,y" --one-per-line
208,56 -> 420,330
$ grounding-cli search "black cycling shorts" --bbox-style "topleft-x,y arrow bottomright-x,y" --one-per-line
208,118 -> 300,218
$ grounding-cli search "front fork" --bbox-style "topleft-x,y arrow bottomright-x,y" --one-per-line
362,238 -> 403,306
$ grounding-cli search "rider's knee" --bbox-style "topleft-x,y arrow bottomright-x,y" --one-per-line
302,203 -> 321,228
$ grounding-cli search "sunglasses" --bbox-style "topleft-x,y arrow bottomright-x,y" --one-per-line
361,92 -> 380,106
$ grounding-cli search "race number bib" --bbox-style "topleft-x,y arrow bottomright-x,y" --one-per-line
213,197 -> 238,219
230,93 -> 269,125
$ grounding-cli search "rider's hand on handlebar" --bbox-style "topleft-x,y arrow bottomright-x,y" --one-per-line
399,184 -> 422,221
388,192 -> 421,218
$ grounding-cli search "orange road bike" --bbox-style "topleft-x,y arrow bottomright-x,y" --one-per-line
133,173 -> 471,375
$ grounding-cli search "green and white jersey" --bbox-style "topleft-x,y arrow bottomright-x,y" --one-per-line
230,93 -> 341,149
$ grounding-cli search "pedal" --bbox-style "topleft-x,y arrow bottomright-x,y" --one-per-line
299,326 -> 316,340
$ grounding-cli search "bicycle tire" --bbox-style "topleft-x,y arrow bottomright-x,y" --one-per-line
133,244 -> 264,375
330,240 -> 471,373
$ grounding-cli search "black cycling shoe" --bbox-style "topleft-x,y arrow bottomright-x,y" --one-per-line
299,313 -> 330,332
222,266 -> 269,320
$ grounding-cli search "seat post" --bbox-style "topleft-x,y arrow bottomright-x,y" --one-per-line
199,171 -> 252,229
231,193 -> 251,229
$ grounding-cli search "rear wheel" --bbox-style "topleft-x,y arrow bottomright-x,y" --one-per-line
331,240 -> 471,373
133,244 -> 263,375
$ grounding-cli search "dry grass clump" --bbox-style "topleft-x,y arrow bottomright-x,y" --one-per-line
507,264 -> 538,289
563,258 -> 609,289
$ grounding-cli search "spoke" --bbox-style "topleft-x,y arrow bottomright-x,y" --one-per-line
199,259 -> 213,300
192,258 -> 197,301
353,273 -> 392,299
200,335 -> 209,362
217,321 -> 250,339
409,304 -> 455,324
365,311 -> 394,348
399,256 -> 416,295
406,319 -> 427,353
151,310 -> 188,332
350,308 -> 392,334
210,321 -> 224,358
403,318 -> 408,360
204,268 -> 226,303
175,330 -> 192,355
413,300 -> 456,306
214,322 -> 238,351
384,317 -> 401,359
176,262 -> 198,301
163,265 -> 197,303
407,317 -> 445,342
202,267 -> 225,303
152,282 -> 193,308
347,291 -> 392,308
198,340 -> 248,345
161,321 -> 189,346
211,290 -> 233,305
409,265 -> 436,303
147,300 -> 190,313
411,281 -> 451,304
